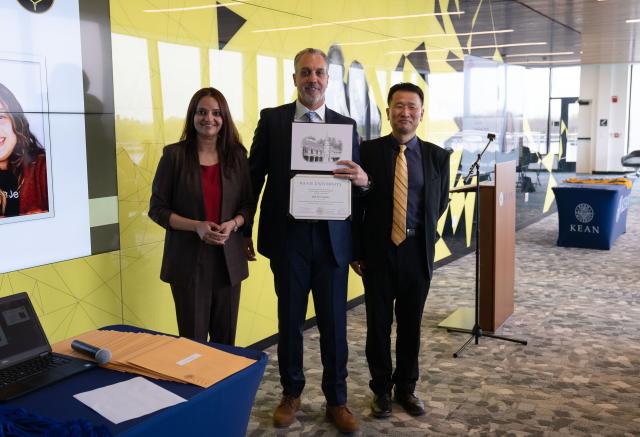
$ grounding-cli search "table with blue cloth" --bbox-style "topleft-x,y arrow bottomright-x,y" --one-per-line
552,183 -> 632,249
2,325 -> 267,437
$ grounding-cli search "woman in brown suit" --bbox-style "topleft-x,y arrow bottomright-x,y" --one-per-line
149,88 -> 253,345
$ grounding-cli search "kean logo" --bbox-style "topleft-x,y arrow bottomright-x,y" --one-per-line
574,203 -> 594,223
571,203 -> 598,234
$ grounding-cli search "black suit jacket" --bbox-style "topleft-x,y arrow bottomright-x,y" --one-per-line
357,134 -> 450,278
149,142 -> 254,287
247,102 -> 360,267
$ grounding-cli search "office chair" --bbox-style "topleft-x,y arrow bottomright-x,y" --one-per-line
528,151 -> 542,186
516,146 -> 531,188
621,150 -> 640,177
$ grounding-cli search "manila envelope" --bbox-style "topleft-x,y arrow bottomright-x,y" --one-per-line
127,337 -> 256,388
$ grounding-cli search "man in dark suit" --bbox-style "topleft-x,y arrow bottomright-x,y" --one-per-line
245,48 -> 368,433
352,82 -> 450,418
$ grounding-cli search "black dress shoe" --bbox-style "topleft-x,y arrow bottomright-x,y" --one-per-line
370,393 -> 392,418
394,391 -> 425,416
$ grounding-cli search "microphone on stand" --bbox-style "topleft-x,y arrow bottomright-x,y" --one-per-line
71,340 -> 112,365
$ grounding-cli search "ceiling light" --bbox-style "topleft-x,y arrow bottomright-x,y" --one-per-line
427,56 -> 495,64
387,41 -> 547,55
415,29 -> 513,39
144,3 -> 241,13
253,11 -> 465,33
511,59 -> 581,65
339,29 -> 513,47
626,19 -> 640,23
253,24 -> 313,32
505,51 -> 574,58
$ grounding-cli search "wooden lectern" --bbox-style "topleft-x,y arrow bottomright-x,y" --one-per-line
439,160 -> 516,332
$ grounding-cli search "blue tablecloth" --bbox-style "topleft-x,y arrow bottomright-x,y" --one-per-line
3,325 -> 267,437
552,183 -> 631,249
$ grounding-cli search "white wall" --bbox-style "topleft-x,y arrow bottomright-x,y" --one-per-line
578,64 -> 631,173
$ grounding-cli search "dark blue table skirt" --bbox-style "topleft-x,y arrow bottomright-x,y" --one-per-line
3,325 -> 267,437
552,183 -> 631,250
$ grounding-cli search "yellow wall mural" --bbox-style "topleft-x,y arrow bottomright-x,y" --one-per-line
1,0 -> 560,347
109,0 -> 473,346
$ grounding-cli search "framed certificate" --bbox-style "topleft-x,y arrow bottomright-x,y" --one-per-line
290,122 -> 353,172
289,174 -> 351,220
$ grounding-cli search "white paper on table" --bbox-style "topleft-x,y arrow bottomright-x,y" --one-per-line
73,376 -> 187,424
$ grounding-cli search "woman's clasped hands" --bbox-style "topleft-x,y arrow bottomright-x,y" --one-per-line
195,220 -> 235,245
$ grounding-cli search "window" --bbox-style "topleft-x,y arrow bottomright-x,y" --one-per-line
629,64 -> 640,153
158,42 -> 200,120
550,66 -> 580,98
210,50 -> 243,121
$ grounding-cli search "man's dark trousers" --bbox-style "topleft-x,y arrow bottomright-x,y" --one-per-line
363,231 -> 430,395
270,221 -> 348,406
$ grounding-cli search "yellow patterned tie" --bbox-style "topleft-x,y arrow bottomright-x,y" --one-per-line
392,144 -> 408,246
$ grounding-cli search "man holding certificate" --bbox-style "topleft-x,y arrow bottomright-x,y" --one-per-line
245,48 -> 368,433
352,82 -> 450,419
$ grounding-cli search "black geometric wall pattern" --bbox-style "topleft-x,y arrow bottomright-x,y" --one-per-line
434,0 -> 446,33
447,50 -> 464,72
217,2 -> 247,50
407,43 -> 430,85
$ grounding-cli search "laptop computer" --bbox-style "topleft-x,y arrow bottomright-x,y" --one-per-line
0,292 -> 96,401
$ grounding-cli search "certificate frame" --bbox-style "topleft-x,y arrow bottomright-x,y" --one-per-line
289,174 -> 351,220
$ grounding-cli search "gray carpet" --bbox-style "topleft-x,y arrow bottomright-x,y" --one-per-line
247,185 -> 640,436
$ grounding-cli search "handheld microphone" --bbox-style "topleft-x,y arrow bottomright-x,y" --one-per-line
487,132 -> 496,141
71,340 -> 112,365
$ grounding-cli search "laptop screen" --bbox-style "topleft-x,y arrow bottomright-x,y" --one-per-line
0,292 -> 51,369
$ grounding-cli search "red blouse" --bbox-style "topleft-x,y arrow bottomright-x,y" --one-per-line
201,163 -> 221,223
19,154 -> 49,215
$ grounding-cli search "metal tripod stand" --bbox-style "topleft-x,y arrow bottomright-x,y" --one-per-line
453,133 -> 527,358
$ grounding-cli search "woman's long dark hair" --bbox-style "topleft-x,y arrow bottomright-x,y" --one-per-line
180,87 -> 244,172
0,83 -> 45,184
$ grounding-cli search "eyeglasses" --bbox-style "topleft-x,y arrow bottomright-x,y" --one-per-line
391,103 -> 421,112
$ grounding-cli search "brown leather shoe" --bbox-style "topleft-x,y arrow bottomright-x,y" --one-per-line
273,394 -> 301,428
326,405 -> 359,433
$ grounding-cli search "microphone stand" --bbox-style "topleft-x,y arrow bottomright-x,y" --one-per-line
452,133 -> 527,358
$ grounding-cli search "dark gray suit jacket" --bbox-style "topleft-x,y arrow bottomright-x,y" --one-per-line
149,142 -> 254,287
247,102 -> 360,267
356,134 -> 450,278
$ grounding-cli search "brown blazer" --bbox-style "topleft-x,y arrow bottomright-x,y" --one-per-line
149,142 -> 254,287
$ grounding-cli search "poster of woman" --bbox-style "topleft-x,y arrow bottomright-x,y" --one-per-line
0,0 -> 95,274
0,55 -> 52,222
